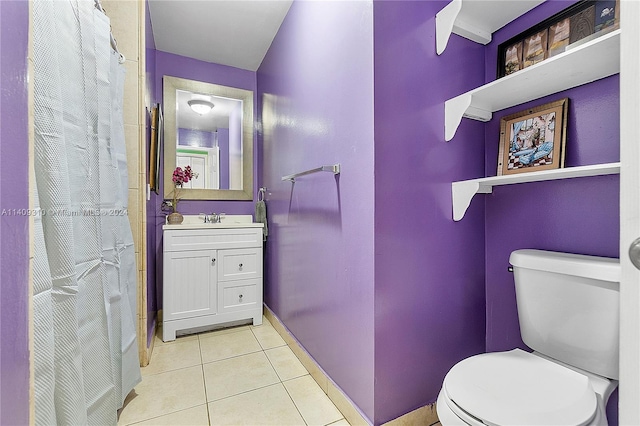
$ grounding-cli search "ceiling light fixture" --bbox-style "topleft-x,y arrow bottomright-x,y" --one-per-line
188,99 -> 214,115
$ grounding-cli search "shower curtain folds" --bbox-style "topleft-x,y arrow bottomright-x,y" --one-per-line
32,0 -> 141,424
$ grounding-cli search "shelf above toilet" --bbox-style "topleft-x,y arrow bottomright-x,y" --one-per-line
452,162 -> 620,221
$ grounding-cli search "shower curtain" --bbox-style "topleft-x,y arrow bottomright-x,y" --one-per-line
32,0 -> 141,424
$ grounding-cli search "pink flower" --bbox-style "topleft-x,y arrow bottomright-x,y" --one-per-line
172,166 -> 194,187
169,166 -> 198,213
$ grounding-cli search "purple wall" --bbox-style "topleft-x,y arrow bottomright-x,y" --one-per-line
153,51 -> 258,310
257,0 -> 376,421
178,128 -> 215,148
483,2 -> 620,423
373,1 -> 486,423
0,0 -> 30,424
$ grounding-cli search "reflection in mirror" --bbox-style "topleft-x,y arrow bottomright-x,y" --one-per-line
164,76 -> 253,201
176,90 -> 243,190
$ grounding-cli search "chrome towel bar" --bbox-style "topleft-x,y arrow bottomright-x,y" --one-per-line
282,164 -> 340,182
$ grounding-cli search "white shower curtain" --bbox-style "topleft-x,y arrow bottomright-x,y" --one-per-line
32,0 -> 141,424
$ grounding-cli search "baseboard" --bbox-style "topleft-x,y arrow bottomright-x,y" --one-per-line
263,306 -> 372,426
381,403 -> 440,426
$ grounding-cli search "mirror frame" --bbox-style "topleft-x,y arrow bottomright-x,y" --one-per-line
163,75 -> 254,201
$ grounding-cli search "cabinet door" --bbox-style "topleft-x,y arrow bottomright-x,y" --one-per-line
164,249 -> 217,321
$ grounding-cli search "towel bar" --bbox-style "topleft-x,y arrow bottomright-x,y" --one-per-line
282,164 -> 340,182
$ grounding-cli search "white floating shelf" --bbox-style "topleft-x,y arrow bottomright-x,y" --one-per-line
452,162 -> 620,221
445,29 -> 621,141
436,0 -> 545,55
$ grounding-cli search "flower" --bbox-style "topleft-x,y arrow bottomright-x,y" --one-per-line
170,166 -> 197,213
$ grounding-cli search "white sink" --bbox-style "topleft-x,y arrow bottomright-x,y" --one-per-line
163,214 -> 263,230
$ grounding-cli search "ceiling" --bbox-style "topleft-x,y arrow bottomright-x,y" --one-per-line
148,0 -> 293,72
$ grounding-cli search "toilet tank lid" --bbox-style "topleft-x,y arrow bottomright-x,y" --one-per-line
510,249 -> 620,282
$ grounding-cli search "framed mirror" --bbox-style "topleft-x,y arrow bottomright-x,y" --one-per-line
163,75 -> 253,201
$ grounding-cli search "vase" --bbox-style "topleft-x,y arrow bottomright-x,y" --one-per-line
167,212 -> 184,225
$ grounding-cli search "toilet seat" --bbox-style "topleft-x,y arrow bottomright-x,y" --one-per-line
442,349 -> 598,426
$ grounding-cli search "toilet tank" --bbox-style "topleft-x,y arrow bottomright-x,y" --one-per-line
509,249 -> 620,380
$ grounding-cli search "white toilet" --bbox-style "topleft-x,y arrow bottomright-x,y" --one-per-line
437,249 -> 620,426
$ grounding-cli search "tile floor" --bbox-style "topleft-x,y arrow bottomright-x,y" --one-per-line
118,317 -> 351,426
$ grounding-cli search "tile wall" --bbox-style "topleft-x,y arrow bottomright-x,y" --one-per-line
101,0 -> 150,366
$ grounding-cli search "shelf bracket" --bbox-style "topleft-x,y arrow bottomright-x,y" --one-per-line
452,180 -> 491,221
436,0 -> 544,55
445,93 -> 471,141
436,0 -> 462,55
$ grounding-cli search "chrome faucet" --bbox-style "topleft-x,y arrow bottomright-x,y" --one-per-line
202,212 -> 222,223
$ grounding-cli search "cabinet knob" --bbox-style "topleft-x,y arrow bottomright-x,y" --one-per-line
211,258 -> 216,266
238,263 -> 243,269
239,294 -> 243,300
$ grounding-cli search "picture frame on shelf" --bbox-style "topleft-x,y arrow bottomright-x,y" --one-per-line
595,0 -> 618,32
523,29 -> 548,68
497,98 -> 568,176
548,18 -> 571,58
504,40 -> 523,76
569,4 -> 596,44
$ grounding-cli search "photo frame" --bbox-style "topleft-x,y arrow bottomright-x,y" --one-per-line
548,17 -> 571,57
523,29 -> 548,68
497,98 -> 568,176
149,103 -> 163,193
504,40 -> 523,76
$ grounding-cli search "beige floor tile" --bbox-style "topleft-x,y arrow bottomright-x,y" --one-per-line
327,420 -> 352,426
207,383 -> 305,425
118,365 -> 206,425
203,352 -> 280,402
131,404 -> 209,425
199,329 -> 262,364
289,342 -> 328,393
154,332 -> 199,348
198,324 -> 251,340
251,324 -> 287,350
265,345 -> 308,381
250,315 -> 270,327
284,375 -> 344,426
142,339 -> 202,376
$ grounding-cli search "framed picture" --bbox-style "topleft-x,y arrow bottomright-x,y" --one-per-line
569,5 -> 595,44
149,103 -> 163,193
504,40 -> 523,76
548,18 -> 571,57
594,0 -> 619,33
497,98 -> 568,176
523,29 -> 548,68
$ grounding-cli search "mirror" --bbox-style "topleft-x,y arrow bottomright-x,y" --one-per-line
163,75 -> 253,200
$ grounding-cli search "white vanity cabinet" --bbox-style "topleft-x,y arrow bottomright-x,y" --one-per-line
162,223 -> 264,341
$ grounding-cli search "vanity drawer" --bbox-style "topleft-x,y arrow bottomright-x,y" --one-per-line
219,279 -> 260,313
218,248 -> 262,281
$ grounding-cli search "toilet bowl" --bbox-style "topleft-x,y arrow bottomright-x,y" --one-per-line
437,250 -> 620,426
